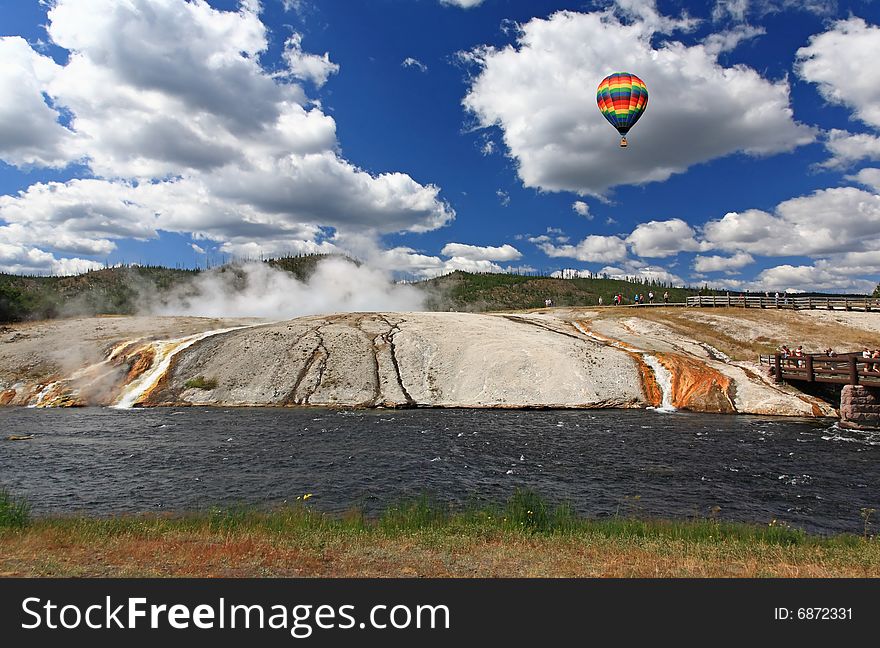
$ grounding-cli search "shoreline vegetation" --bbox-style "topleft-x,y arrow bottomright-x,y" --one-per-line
2,489 -> 878,577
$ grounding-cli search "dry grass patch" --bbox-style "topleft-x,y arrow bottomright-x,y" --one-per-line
2,491 -> 878,578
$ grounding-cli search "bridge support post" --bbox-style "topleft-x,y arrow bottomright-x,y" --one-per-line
773,353 -> 782,383
849,357 -> 859,386
840,385 -> 880,430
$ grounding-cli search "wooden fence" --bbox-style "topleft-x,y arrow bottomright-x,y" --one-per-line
687,295 -> 880,311
759,353 -> 880,386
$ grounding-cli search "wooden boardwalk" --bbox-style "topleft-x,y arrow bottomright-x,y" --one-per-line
688,295 -> 880,311
759,353 -> 880,386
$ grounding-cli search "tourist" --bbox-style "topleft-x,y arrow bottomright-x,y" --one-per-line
780,345 -> 792,367
598,296 -> 603,306
794,345 -> 805,368
663,290 -> 669,304
775,291 -> 780,306
648,291 -> 654,304
871,349 -> 880,372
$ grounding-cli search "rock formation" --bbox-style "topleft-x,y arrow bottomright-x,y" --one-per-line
0,309 -> 852,417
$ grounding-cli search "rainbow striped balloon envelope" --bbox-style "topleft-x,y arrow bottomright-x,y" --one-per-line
597,72 -> 648,147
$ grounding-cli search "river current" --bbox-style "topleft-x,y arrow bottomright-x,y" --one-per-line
1,407 -> 878,534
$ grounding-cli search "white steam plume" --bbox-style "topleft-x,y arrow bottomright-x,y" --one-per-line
151,258 -> 424,318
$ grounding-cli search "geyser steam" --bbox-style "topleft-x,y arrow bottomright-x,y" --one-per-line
151,258 -> 424,318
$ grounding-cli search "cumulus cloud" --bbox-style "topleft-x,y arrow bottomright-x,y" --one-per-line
572,201 -> 592,219
822,129 -> 880,168
692,252 -> 754,273
702,187 -> 880,257
0,0 -> 453,275
462,2 -> 814,196
848,168 -> 880,193
598,262 -> 685,286
534,235 -> 628,263
796,17 -> 880,130
0,240 -> 102,276
755,263 -> 877,294
0,37 -> 78,168
281,32 -> 340,88
625,218 -> 704,258
440,242 -> 522,261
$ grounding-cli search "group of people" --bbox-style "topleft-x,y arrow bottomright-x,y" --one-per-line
778,344 -> 807,367
863,348 -> 880,373
778,344 -> 880,372
609,290 -> 670,306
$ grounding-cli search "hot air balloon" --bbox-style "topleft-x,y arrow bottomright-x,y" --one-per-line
597,72 -> 648,148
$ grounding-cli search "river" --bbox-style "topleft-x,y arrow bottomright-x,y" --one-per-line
1,407 -> 878,534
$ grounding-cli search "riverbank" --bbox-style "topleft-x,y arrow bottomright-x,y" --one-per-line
2,491 -> 877,577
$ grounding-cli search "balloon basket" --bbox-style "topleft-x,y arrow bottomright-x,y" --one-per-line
619,137 -> 628,148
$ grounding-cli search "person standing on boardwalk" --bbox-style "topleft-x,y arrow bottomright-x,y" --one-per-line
663,290 -> 669,304
648,291 -> 654,303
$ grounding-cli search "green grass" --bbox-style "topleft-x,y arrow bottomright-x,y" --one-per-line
0,488 -> 873,549
0,488 -> 31,529
4,489 -> 877,576
183,375 -> 218,390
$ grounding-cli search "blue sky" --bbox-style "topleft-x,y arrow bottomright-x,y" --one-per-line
1,0 -> 879,292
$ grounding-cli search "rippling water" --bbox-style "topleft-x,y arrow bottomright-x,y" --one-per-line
1,407 -> 878,534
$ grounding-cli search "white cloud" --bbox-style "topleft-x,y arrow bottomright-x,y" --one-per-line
756,263 -> 877,294
0,37 -> 78,168
462,3 -> 814,196
572,201 -> 592,219
598,262 -> 685,286
496,189 -> 510,206
374,244 -> 531,279
535,234 -> 628,263
281,32 -> 339,88
440,0 -> 485,8
822,129 -> 880,168
692,252 -> 754,273
796,17 -> 880,130
0,0 -> 454,274
552,268 -> 592,279
402,57 -> 428,73
713,0 -> 837,22
702,24 -> 765,55
626,218 -> 704,258
190,243 -> 206,254
0,240 -> 102,276
440,242 -> 522,261
712,0 -> 750,22
848,168 -> 880,193
702,187 -> 880,257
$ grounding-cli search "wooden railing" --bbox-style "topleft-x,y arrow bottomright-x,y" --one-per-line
687,295 -> 879,311
758,353 -> 880,386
